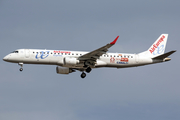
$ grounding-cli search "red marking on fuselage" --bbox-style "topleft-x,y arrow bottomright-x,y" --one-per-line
110,57 -> 115,63
54,51 -> 71,54
121,58 -> 128,62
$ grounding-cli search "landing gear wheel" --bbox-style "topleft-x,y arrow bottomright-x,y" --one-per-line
19,68 -> 23,71
86,67 -> 92,73
18,63 -> 23,72
81,72 -> 86,78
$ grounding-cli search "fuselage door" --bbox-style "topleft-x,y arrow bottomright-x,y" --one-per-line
135,54 -> 139,63
25,49 -> 30,58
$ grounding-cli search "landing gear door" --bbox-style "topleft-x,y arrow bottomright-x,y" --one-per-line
25,49 -> 30,58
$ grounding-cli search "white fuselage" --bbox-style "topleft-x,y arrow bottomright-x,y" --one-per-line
3,49 -> 154,68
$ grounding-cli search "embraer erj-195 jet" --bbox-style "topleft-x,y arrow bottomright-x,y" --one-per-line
3,34 -> 176,78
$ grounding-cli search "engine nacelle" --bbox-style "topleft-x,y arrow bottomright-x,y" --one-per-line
64,57 -> 79,65
56,66 -> 75,74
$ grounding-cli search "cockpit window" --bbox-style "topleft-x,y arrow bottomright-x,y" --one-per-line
12,51 -> 19,53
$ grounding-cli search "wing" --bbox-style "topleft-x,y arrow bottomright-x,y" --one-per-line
78,36 -> 119,62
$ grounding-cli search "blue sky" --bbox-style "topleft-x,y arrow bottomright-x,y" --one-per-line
0,0 -> 180,120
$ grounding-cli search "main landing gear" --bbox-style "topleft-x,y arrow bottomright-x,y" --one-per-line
80,67 -> 92,78
81,72 -> 86,78
86,67 -> 91,73
18,62 -> 23,72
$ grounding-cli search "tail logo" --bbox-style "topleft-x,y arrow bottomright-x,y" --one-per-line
149,35 -> 165,54
153,45 -> 165,55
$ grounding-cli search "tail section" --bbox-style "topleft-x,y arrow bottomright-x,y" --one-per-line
148,34 -> 168,57
139,34 -> 168,58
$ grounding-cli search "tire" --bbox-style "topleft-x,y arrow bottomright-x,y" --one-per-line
86,67 -> 92,73
81,72 -> 86,78
19,68 -> 23,71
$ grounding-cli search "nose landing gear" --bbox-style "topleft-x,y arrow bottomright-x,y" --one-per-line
18,63 -> 23,72
19,68 -> 23,71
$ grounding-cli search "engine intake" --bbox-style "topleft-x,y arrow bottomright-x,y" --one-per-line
56,66 -> 75,74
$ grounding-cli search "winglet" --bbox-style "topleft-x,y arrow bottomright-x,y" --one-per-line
110,36 -> 119,45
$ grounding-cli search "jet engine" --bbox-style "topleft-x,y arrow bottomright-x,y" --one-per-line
64,57 -> 79,65
56,66 -> 75,74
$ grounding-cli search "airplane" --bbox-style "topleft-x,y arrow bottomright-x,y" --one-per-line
3,34 -> 176,78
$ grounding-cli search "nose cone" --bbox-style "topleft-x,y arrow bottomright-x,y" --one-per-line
3,55 -> 9,61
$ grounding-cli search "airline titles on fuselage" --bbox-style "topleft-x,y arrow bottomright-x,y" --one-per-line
34,50 -> 132,65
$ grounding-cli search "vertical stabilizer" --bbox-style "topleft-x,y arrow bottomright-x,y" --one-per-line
139,34 -> 168,58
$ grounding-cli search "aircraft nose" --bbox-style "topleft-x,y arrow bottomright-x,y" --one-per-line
3,55 -> 9,61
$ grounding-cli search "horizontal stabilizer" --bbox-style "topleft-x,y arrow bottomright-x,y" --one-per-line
153,50 -> 176,59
